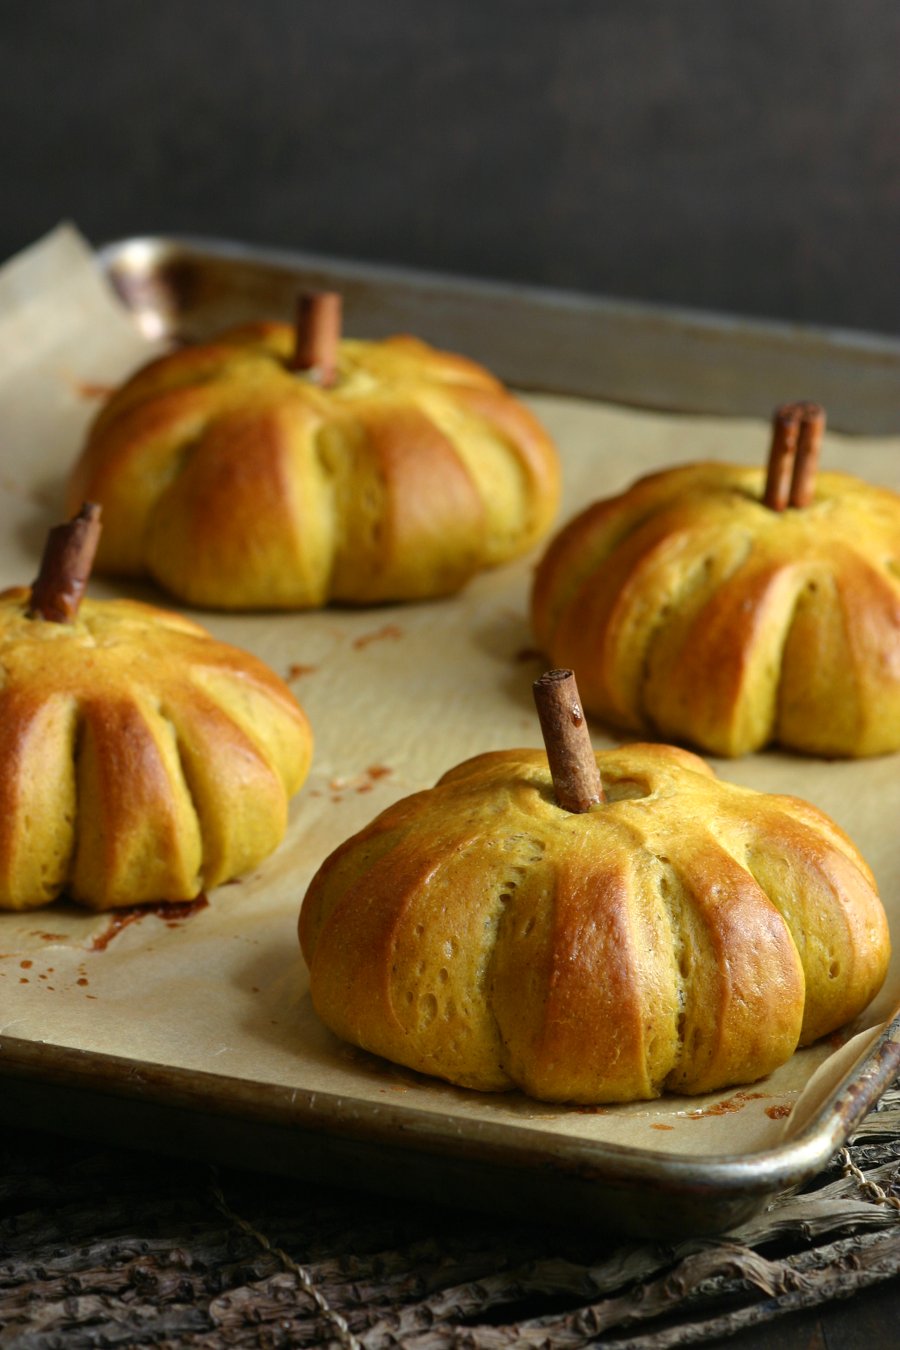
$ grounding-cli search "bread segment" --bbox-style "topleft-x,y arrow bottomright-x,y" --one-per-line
70,695 -> 204,909
0,689 -> 78,910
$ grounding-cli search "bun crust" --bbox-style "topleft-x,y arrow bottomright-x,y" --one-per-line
299,743 -> 889,1104
0,588 -> 312,910
66,325 -> 560,609
531,462 -> 900,757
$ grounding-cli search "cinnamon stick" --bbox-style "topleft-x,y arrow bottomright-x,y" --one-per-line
289,291 -> 342,387
29,502 -> 102,623
763,405 -> 801,511
789,401 -> 825,508
533,669 -> 605,812
763,401 -> 825,511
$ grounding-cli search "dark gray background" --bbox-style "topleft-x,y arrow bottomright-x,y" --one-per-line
2,1 -> 898,334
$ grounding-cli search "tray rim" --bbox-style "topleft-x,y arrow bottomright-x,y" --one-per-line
95,231 -> 900,357
2,1009 -> 899,1198
93,232 -> 900,432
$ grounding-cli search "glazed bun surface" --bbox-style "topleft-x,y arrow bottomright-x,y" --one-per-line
0,587 -> 312,910
532,462 -> 900,758
66,325 -> 560,609
299,742 -> 889,1104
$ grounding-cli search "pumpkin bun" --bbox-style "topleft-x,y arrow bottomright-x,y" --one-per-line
66,296 -> 560,610
532,403 -> 900,757
0,543 -> 312,912
299,738 -> 889,1105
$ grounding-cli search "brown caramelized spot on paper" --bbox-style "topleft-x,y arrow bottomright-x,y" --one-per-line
686,1091 -> 767,1119
30,932 -> 67,941
651,1123 -> 675,1131
357,766 -> 391,791
286,662 -> 317,681
90,910 -> 148,952
765,1104 -> 793,1120
19,960 -> 32,969
329,764 -> 394,799
159,895 -> 210,925
352,624 -> 403,650
77,977 -> 88,987
73,380 -> 115,401
90,895 -> 210,951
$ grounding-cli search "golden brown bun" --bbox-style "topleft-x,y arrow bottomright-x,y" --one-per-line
531,462 -> 900,757
299,743 -> 889,1104
0,587 -> 312,911
65,325 -> 560,610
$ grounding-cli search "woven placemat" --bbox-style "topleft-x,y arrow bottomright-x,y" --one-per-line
1,1080 -> 898,1349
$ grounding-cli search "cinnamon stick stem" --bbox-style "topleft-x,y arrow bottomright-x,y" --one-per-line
29,502 -> 102,623
763,401 -> 825,511
763,405 -> 801,511
289,291 -> 342,387
533,669 -> 605,812
789,402 -> 825,508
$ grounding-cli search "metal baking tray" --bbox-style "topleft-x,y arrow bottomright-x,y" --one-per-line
97,234 -> 900,432
1,233 -> 899,1238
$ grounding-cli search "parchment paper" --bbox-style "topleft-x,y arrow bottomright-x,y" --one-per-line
0,224 -> 898,1160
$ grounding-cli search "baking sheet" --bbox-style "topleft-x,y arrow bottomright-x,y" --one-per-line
1,225 -> 899,1232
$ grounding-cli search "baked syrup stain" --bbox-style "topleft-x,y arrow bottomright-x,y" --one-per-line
336,764 -> 391,800
72,380 -> 115,401
686,1090 -> 768,1119
346,764 -> 392,792
352,623 -> 403,650
90,894 -> 210,952
575,1088 -> 787,1127
285,662 -> 318,681
309,764 -> 393,803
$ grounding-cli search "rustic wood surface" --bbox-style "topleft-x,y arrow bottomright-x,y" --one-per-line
1,1080 -> 898,1348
